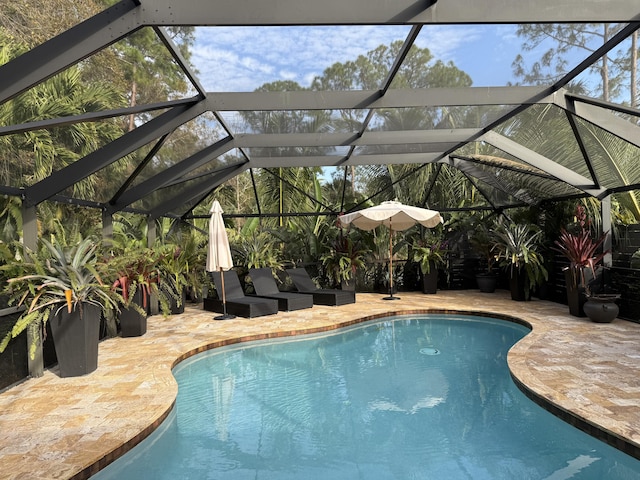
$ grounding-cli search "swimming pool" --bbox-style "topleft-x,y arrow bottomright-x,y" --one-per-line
94,314 -> 640,479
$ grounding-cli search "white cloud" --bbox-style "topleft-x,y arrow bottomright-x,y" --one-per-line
192,24 -> 519,92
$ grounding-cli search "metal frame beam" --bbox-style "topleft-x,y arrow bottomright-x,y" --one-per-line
479,131 -> 606,197
108,137 -> 236,213
205,87 -> 551,111
137,0 -> 638,25
0,0 -> 143,104
24,100 -> 207,207
149,163 -> 247,219
555,95 -> 640,150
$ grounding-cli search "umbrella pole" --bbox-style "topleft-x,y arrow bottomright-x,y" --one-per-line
214,268 -> 235,320
383,226 -> 400,300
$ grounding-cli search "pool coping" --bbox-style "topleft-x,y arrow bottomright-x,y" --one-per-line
1,291 -> 639,479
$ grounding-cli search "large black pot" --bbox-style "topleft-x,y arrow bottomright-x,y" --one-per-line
476,273 -> 498,293
49,303 -> 101,377
584,294 -> 620,323
564,270 -> 587,317
169,288 -> 187,315
420,262 -> 438,294
120,290 -> 148,337
509,268 -> 530,301
0,305 -> 28,389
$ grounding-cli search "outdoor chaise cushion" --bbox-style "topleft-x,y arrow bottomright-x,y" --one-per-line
248,268 -> 314,312
204,270 -> 278,318
286,267 -> 356,306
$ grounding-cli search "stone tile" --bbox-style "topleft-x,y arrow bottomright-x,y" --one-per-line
1,290 -> 640,478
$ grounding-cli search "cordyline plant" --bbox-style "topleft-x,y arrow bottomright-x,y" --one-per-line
321,233 -> 369,285
553,228 -> 608,291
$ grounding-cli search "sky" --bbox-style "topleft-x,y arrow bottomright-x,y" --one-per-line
190,24 -> 524,93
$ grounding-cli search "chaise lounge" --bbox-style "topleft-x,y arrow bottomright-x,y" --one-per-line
204,270 -> 279,318
249,268 -> 314,311
286,267 -> 356,306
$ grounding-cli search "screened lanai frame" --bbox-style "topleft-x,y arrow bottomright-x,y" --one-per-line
1,0 -> 640,234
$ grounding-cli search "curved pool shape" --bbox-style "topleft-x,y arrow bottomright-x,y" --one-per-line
94,314 -> 640,479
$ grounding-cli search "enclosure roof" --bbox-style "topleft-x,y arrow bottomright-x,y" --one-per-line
1,0 -> 640,220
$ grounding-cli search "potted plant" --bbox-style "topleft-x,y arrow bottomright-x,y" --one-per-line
552,205 -> 609,317
157,243 -> 190,314
107,243 -> 175,337
1,237 -> 121,377
321,233 -> 369,291
412,233 -> 447,294
493,222 -> 548,301
469,221 -> 499,293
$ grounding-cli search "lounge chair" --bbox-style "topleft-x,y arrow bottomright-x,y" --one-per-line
248,268 -> 314,312
286,267 -> 356,306
204,270 -> 279,318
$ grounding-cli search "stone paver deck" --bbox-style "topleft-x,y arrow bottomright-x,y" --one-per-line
1,290 -> 639,479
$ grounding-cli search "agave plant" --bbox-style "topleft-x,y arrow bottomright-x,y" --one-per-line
0,237 -> 122,355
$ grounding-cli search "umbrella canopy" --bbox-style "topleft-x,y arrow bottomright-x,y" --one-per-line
206,200 -> 233,273
338,200 -> 443,232
338,201 -> 443,300
206,200 -> 235,319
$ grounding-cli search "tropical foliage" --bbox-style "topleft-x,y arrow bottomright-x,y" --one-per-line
0,237 -> 121,356
553,205 -> 609,290
493,222 -> 548,294
321,232 -> 370,286
412,234 -> 448,275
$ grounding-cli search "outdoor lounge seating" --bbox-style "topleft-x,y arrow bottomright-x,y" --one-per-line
248,268 -> 314,312
286,267 -> 356,306
204,270 -> 279,318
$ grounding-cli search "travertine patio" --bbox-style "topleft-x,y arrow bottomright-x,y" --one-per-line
1,290 -> 639,479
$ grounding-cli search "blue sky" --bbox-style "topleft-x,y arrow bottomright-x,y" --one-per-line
191,24 -> 523,92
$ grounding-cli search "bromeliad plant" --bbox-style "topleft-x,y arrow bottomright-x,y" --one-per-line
0,237 -> 122,356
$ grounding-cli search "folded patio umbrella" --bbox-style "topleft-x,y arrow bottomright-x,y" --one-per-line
206,200 -> 235,320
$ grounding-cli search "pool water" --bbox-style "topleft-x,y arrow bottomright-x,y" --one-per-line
94,314 -> 640,479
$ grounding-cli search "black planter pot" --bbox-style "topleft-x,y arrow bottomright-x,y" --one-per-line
476,273 -> 498,293
420,262 -> 438,294
584,295 -> 620,323
170,288 -> 187,315
564,270 -> 587,317
509,268 -> 530,301
0,305 -> 28,389
120,290 -> 148,337
49,303 -> 101,378
341,278 -> 355,291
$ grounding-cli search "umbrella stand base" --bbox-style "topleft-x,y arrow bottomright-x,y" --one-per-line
382,296 -> 401,300
214,314 -> 236,320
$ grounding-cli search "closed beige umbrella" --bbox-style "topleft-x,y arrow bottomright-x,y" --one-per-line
339,201 -> 443,300
206,200 -> 235,320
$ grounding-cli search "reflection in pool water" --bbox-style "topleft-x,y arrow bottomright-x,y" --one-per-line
94,314 -> 640,479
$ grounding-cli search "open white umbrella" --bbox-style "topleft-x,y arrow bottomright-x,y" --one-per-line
339,200 -> 443,300
206,200 -> 235,320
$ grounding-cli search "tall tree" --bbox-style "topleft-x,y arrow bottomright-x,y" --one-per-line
241,80 -> 329,228
512,23 -> 638,103
313,41 -> 473,209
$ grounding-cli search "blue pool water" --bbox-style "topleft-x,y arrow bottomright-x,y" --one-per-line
94,314 -> 640,479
